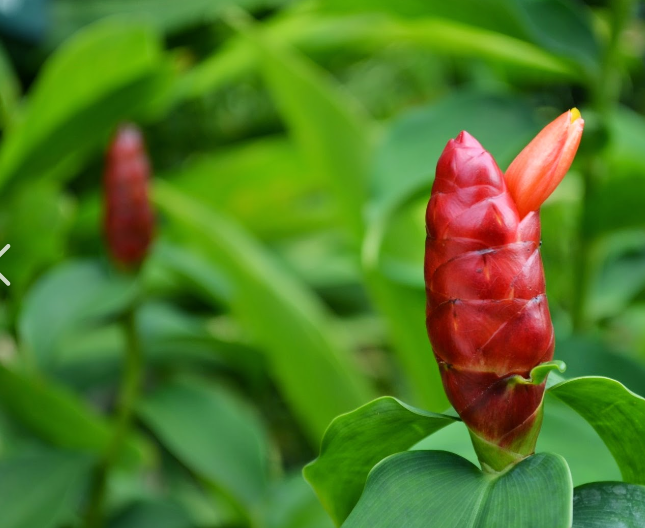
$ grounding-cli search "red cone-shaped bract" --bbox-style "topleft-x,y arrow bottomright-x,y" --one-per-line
425,131 -> 554,470
104,124 -> 154,269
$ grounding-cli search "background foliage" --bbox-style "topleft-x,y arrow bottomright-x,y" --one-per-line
0,0 -> 644,526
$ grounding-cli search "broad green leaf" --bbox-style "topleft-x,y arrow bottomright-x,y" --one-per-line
549,376 -> 645,484
371,17 -> 576,79
0,18 -> 167,190
50,301 -> 263,391
556,336 -> 645,396
0,365 -> 148,465
0,182 -> 72,296
149,242 -> 232,303
318,0 -> 599,74
182,10 -> 574,106
605,106 -> 645,174
417,393 -> 621,486
0,449 -> 91,528
343,451 -> 572,527
51,0 -> 290,42
263,474 -> 335,528
18,260 -> 138,369
154,182 -> 374,444
588,235 -> 645,321
304,397 -> 456,525
0,42 -> 20,129
364,267 -> 447,410
271,231 -> 361,291
137,377 -> 268,509
109,499 -> 193,528
167,136 -> 333,238
232,9 -> 375,240
573,482 -> 645,527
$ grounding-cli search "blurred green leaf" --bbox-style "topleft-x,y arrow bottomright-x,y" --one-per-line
573,482 -> 645,527
109,499 -> 193,528
318,0 -> 598,74
417,393 -> 621,487
138,377 -> 268,509
263,474 -> 335,528
605,106 -> 645,174
155,182 -> 374,444
0,366 -> 148,465
18,260 -> 138,369
0,182 -> 72,296
0,449 -> 91,528
150,242 -> 233,303
182,9 -> 575,107
50,301 -> 264,391
304,397 -> 455,525
52,0 -> 291,42
556,335 -> 645,396
232,9 -> 375,240
343,451 -> 572,527
0,18 -> 168,191
167,136 -> 334,238
550,376 -> 645,484
584,174 -> 645,238
0,42 -> 20,130
371,17 -> 576,79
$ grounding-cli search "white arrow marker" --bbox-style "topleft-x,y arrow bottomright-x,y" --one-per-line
0,244 -> 10,286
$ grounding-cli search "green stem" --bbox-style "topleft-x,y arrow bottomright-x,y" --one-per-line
84,305 -> 143,528
573,0 -> 635,331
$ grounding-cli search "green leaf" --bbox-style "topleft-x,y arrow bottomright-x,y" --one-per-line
18,260 -> 138,369
573,482 -> 645,527
0,18 -> 167,190
167,136 -> 333,238
0,449 -> 91,528
51,0 -> 289,42
0,182 -> 72,296
231,9 -> 375,241
137,377 -> 269,509
370,17 -> 576,79
50,301 -> 263,391
555,335 -> 645,397
343,451 -> 572,527
0,366 -> 148,465
154,182 -> 374,444
318,0 -> 599,74
417,393 -> 621,487
109,499 -> 193,528
549,376 -> 645,485
0,41 -> 20,130
304,397 -> 456,525
263,474 -> 335,528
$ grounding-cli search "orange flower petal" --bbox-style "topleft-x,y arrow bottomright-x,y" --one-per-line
504,109 -> 584,218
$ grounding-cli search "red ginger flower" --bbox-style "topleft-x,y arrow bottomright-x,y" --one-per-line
425,109 -> 583,471
103,124 -> 155,270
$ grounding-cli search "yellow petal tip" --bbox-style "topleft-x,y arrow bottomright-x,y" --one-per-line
570,107 -> 581,123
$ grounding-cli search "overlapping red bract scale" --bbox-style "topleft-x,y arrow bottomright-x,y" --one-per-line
103,124 -> 154,269
425,131 -> 554,448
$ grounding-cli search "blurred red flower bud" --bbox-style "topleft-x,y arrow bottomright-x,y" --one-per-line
505,108 -> 584,218
103,124 -> 154,269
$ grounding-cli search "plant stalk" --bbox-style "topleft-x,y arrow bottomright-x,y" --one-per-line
84,305 -> 143,528
573,0 -> 635,331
